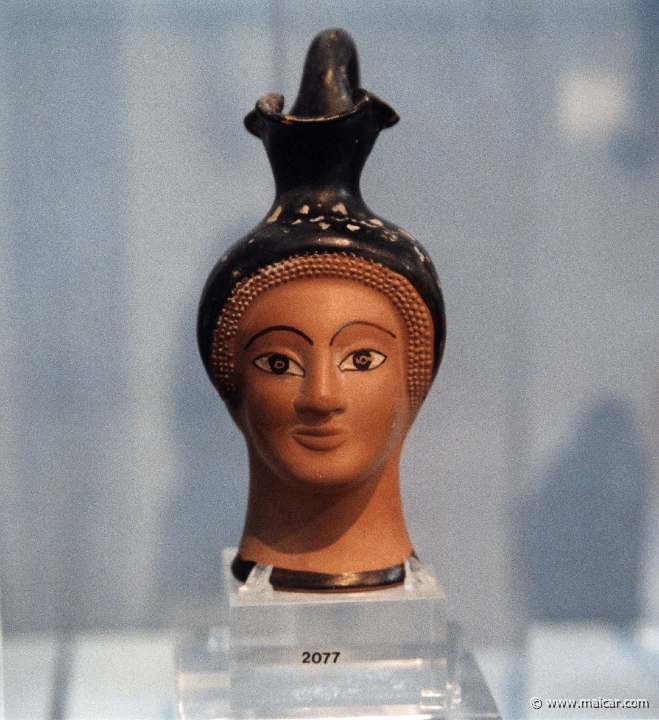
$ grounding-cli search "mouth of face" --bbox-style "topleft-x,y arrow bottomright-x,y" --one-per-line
291,427 -> 346,451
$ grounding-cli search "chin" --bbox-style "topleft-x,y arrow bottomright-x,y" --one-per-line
272,447 -> 388,492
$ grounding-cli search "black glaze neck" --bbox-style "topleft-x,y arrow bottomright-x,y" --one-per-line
243,30 -> 398,204
247,90 -> 395,203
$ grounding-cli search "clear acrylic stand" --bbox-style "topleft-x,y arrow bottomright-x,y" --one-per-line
177,549 -> 499,719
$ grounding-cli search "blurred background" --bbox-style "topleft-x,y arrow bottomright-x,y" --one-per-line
0,0 -> 658,716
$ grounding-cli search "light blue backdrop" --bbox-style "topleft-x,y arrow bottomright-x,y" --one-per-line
0,0 -> 657,643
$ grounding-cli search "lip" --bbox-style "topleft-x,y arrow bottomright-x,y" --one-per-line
292,427 -> 346,451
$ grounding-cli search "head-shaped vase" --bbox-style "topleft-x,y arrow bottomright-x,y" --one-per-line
198,29 -> 445,591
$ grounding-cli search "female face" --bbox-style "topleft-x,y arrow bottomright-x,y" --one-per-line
231,277 -> 415,492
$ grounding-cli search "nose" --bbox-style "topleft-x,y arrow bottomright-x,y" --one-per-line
294,360 -> 346,424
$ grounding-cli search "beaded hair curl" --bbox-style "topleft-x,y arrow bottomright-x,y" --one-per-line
210,253 -> 434,407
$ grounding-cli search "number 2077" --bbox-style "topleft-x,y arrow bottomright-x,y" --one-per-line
302,651 -> 340,664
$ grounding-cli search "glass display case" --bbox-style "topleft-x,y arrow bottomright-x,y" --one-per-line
1,2 -> 659,719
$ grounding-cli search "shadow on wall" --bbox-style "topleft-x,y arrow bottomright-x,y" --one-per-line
518,398 -> 650,623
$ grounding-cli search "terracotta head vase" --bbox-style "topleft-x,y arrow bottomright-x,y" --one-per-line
198,29 -> 445,591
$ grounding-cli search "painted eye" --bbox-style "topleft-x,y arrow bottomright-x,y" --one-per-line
253,352 -> 305,377
338,349 -> 387,372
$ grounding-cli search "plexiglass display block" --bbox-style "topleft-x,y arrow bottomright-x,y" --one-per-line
177,549 -> 500,719
227,549 -> 447,714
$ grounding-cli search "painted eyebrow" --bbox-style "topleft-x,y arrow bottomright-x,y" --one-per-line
329,320 -> 397,346
244,325 -> 314,350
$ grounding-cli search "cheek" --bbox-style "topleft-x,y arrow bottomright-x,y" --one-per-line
239,370 -> 298,435
350,361 -> 411,437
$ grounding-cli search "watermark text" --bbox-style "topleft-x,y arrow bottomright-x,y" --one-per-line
530,697 -> 650,710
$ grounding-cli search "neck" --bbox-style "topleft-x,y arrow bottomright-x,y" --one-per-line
237,449 -> 413,574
